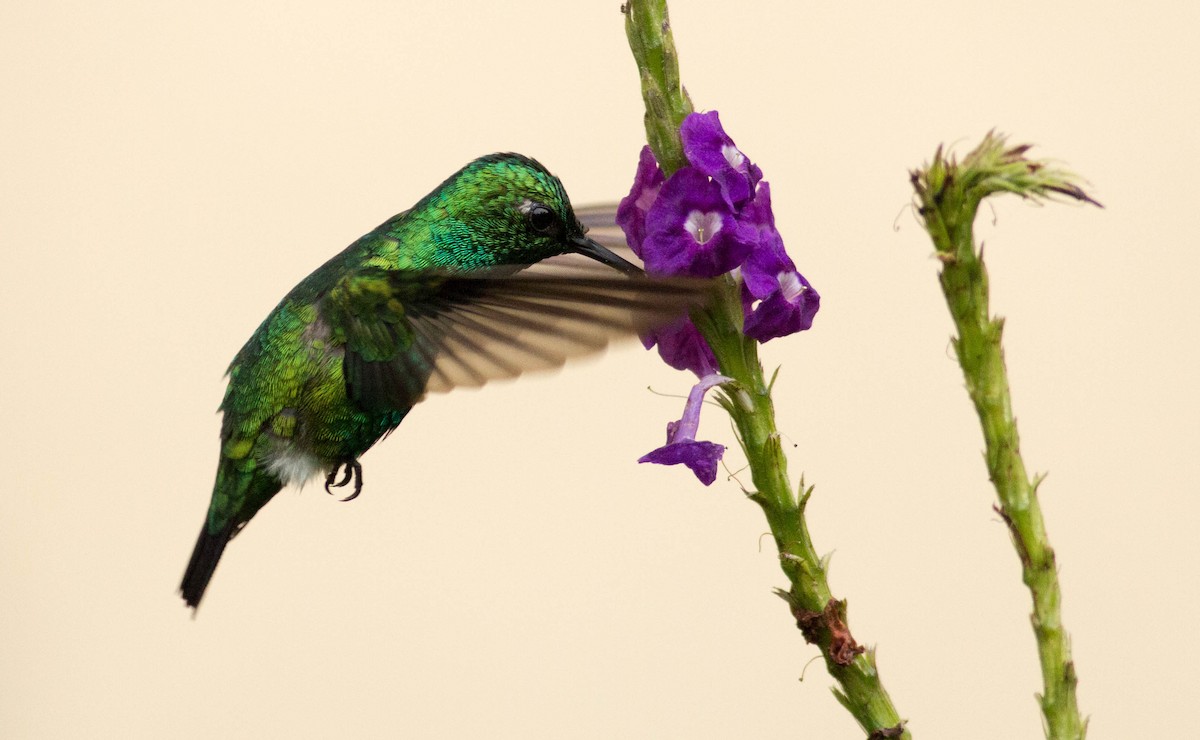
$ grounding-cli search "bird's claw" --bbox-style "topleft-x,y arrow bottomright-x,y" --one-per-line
324,460 -> 363,502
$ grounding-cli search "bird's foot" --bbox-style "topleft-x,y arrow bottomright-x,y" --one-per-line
324,459 -> 364,502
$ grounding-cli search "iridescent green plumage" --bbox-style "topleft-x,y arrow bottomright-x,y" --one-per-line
181,154 -> 704,609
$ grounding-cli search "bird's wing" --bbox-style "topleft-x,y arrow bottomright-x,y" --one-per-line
574,204 -> 630,252
320,259 -> 709,412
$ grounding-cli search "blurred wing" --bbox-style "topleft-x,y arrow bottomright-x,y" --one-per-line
574,204 -> 632,253
321,260 -> 709,413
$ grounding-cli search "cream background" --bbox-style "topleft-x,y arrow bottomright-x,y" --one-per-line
2,2 -> 1196,738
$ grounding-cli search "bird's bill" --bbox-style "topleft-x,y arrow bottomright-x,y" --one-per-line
567,235 -> 643,277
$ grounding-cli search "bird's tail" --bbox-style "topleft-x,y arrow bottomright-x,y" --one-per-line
180,520 -> 236,609
181,457 -> 283,610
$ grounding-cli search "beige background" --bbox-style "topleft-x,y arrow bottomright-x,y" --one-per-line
2,1 -> 1197,738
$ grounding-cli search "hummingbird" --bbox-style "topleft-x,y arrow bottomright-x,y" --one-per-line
180,153 -> 704,609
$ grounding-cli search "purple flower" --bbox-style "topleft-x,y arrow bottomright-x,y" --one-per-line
639,374 -> 732,485
640,315 -> 719,378
616,146 -> 664,259
741,229 -> 820,342
740,180 -> 776,237
618,112 -> 822,485
681,111 -> 763,209
641,168 -> 758,278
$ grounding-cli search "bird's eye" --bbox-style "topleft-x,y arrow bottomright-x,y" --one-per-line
528,205 -> 557,234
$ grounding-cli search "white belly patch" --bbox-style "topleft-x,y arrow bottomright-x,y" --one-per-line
265,447 -> 323,487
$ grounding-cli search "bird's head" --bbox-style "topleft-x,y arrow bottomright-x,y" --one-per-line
425,153 -> 641,275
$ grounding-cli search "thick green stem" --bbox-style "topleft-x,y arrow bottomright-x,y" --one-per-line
912,134 -> 1095,740
624,3 -> 909,737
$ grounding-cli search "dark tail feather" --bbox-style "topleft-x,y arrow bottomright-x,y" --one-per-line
180,521 -> 236,609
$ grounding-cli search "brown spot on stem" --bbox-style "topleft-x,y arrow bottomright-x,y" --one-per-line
868,722 -> 907,739
788,598 -> 864,666
825,599 -> 866,665
994,503 -> 1032,568
792,604 -> 823,644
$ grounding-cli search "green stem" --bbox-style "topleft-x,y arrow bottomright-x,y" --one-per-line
912,134 -> 1095,740
625,3 -> 909,737
623,0 -> 692,174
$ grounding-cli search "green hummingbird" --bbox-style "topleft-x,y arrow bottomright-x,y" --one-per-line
181,153 -> 703,609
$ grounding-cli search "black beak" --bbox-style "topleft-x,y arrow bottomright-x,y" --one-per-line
568,235 -> 643,277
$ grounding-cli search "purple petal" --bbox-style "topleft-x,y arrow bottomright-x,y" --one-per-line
680,111 -> 763,209
641,168 -> 757,278
741,181 -> 776,234
742,271 -> 821,343
640,316 -> 719,378
739,223 -> 822,342
637,374 -> 732,485
616,146 -> 664,259
638,440 -> 726,486
741,228 -> 796,299
673,373 -> 733,440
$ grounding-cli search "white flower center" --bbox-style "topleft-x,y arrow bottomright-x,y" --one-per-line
684,210 -> 723,245
778,271 -> 806,302
721,144 -> 745,171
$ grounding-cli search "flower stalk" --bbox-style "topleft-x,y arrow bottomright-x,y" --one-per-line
910,132 -> 1097,740
623,2 -> 909,737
